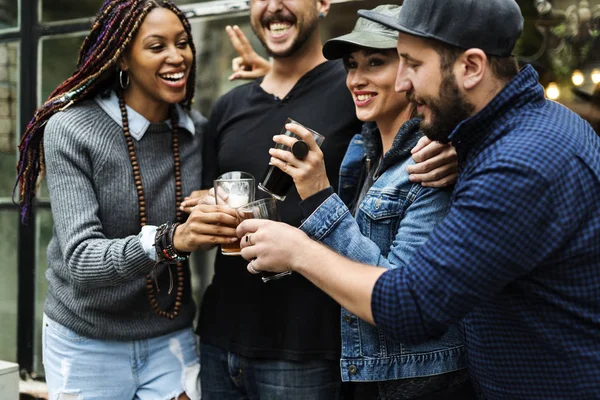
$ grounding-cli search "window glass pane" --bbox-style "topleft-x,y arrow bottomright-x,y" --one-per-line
0,0 -> 18,29
0,42 -> 18,198
41,0 -> 102,22
33,208 -> 52,375
38,34 -> 84,200
40,35 -> 82,103
41,0 -> 216,22
0,210 -> 18,363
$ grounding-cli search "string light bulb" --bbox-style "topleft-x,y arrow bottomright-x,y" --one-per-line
534,0 -> 552,14
591,69 -> 600,84
545,82 -> 560,100
571,70 -> 584,86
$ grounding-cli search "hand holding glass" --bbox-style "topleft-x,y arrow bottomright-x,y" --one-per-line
236,198 -> 290,283
258,117 -> 325,200
214,171 -> 255,255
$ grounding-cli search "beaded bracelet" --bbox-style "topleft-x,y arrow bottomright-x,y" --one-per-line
155,222 -> 190,263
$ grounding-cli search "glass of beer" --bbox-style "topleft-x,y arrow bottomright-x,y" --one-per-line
236,198 -> 289,283
214,171 -> 255,255
258,117 -> 325,201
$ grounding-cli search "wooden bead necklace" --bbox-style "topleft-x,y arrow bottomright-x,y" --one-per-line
118,92 -> 184,320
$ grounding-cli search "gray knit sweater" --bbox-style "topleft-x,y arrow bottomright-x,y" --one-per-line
43,100 -> 205,340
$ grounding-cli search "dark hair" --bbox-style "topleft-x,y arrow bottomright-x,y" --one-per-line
427,39 -> 519,81
16,0 -> 196,223
341,46 -> 392,69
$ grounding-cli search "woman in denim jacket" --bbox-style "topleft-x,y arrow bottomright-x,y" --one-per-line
266,5 -> 473,399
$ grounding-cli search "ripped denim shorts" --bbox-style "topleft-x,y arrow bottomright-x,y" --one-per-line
42,314 -> 200,400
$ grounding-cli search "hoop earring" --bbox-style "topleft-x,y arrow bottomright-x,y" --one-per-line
119,70 -> 130,89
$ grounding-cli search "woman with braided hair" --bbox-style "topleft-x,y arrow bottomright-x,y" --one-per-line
16,1 -> 239,398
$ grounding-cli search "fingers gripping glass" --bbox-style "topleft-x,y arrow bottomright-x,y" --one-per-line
236,198 -> 290,283
214,171 -> 255,256
258,117 -> 325,201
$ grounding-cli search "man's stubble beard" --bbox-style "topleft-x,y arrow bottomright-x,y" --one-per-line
415,71 -> 475,144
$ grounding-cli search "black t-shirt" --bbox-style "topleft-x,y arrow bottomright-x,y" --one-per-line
198,60 -> 362,361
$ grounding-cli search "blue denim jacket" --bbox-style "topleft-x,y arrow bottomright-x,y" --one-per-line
300,120 -> 466,382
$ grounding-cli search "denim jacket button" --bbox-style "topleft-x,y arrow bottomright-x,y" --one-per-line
348,365 -> 358,374
344,314 -> 351,323
375,197 -> 382,209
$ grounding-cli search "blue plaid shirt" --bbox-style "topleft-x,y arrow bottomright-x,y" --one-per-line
372,64 -> 600,399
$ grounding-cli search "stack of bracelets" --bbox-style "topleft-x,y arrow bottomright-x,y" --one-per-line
155,222 -> 190,264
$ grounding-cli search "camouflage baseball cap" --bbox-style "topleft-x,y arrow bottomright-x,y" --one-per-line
322,4 -> 401,60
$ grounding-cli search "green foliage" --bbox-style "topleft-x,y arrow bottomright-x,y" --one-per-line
545,23 -> 600,83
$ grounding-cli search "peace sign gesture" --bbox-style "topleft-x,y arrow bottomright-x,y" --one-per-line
226,25 -> 271,81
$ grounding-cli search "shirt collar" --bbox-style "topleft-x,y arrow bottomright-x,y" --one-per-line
449,64 -> 544,159
94,90 -> 195,141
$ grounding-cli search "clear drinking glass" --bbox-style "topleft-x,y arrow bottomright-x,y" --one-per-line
236,198 -> 290,283
214,171 -> 255,256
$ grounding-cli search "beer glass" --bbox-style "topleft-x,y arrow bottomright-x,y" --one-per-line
258,118 -> 325,201
214,171 -> 255,255
236,198 -> 290,283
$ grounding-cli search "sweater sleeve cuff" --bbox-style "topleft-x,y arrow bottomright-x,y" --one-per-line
299,186 -> 335,219
139,225 -> 158,261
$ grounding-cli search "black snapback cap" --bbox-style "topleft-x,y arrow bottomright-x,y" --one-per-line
358,0 -> 524,57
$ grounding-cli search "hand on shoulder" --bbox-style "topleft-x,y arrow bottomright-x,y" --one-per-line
408,136 -> 458,187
